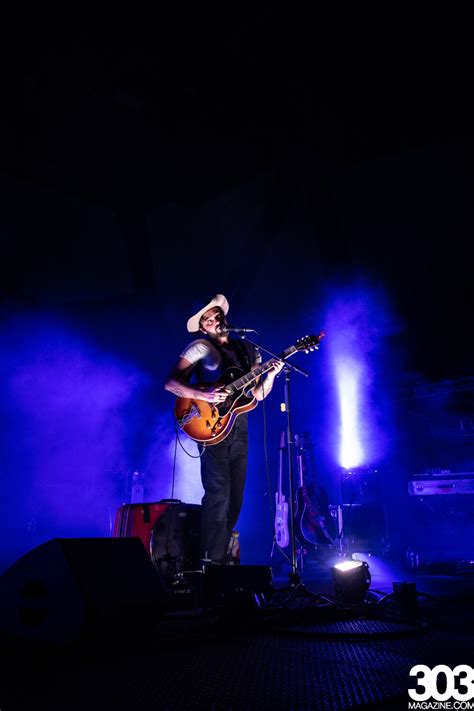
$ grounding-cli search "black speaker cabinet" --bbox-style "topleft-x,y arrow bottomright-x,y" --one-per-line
342,504 -> 389,554
0,537 -> 166,645
340,468 -> 382,506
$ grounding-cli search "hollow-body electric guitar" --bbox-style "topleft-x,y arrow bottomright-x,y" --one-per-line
294,432 -> 336,546
175,333 -> 324,445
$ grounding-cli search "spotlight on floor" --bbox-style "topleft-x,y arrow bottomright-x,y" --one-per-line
351,552 -> 393,590
332,560 -> 371,606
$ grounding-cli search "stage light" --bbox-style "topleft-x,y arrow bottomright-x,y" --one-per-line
332,559 -> 371,606
335,358 -> 364,468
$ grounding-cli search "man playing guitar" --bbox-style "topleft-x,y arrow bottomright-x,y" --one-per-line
164,294 -> 284,565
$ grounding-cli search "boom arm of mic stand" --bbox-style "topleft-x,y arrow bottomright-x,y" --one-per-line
283,362 -> 309,378
237,335 -> 309,378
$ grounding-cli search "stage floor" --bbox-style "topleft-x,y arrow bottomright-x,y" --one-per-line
1,558 -> 473,711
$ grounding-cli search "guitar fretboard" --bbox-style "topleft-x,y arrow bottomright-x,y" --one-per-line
227,345 -> 298,393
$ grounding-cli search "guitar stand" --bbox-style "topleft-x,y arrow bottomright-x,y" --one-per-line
270,535 -> 290,561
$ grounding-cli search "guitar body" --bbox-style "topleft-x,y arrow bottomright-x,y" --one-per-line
174,367 -> 257,445
174,334 -> 324,446
275,494 -> 290,548
295,483 -> 336,546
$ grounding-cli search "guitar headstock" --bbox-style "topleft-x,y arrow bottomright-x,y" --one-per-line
295,331 -> 326,353
295,432 -> 313,453
294,432 -> 316,483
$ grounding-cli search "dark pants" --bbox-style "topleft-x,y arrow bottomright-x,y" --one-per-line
199,415 -> 248,563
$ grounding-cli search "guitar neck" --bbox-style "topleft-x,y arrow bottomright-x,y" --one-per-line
297,434 -> 316,486
278,449 -> 283,492
297,453 -> 304,488
227,345 -> 297,394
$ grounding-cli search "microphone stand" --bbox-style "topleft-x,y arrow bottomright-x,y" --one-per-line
236,333 -> 317,596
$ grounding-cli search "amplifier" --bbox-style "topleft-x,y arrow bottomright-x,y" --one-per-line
408,476 -> 474,496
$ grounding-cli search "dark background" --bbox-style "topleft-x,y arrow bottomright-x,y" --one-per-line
1,20 -> 473,568
2,30 -> 472,377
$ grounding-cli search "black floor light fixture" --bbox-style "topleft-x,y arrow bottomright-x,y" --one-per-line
332,560 -> 371,606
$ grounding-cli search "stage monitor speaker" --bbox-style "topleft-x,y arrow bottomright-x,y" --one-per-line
0,537 -> 166,646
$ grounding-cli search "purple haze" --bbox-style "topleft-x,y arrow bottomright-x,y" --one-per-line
1,312 -> 148,547
317,280 -> 400,470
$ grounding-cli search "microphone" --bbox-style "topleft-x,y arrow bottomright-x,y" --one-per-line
216,325 -> 257,334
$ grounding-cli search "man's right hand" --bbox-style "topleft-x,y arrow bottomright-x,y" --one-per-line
199,386 -> 228,403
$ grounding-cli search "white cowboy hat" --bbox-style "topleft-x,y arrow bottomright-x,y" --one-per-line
187,294 -> 229,333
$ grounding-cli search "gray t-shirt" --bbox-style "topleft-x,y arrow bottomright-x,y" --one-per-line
181,338 -> 261,384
